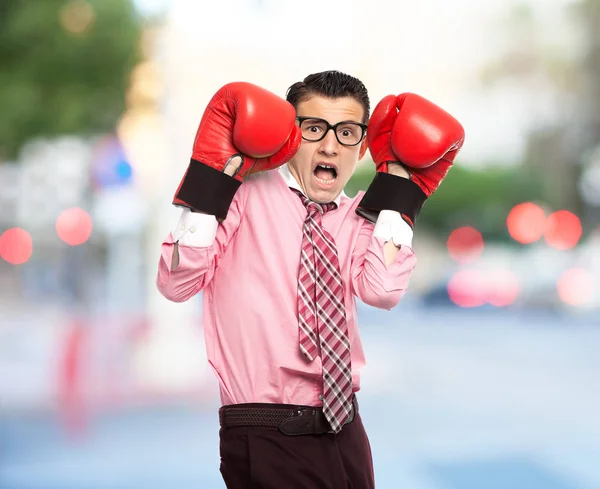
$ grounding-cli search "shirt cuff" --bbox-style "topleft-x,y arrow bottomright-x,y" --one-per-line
373,210 -> 414,248
171,207 -> 218,247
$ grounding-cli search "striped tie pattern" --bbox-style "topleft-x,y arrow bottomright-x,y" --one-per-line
296,193 -> 353,432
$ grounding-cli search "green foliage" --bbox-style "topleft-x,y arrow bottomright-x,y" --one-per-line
344,162 -> 376,199
346,161 -> 546,242
0,0 -> 142,160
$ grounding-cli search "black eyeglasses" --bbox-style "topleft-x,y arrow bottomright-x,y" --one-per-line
296,116 -> 367,147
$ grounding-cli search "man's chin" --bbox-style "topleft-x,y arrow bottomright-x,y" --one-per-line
307,186 -> 342,204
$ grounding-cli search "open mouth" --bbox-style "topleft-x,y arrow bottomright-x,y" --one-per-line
313,163 -> 338,184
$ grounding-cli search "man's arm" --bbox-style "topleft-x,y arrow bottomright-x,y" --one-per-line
157,183 -> 246,303
159,81 -> 301,302
350,165 -> 416,311
350,92 -> 464,310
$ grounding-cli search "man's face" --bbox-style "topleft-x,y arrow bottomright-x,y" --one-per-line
287,95 -> 368,204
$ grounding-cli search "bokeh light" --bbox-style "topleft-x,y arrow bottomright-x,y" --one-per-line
447,226 -> 485,263
91,135 -> 134,189
544,210 -> 582,250
447,269 -> 487,308
506,202 -> 547,244
56,208 -> 93,246
557,268 -> 595,306
60,0 -> 95,35
0,228 -> 33,265
486,269 -> 520,307
115,159 -> 133,181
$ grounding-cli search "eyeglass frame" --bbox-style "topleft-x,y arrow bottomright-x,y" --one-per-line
295,116 -> 368,147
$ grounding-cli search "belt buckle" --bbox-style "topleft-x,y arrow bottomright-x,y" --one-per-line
278,407 -> 317,436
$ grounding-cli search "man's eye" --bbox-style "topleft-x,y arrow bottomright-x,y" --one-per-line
308,126 -> 322,133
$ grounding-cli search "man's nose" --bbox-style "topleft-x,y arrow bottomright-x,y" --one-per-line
318,128 -> 340,155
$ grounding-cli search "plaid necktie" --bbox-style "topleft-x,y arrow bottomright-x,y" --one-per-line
295,191 -> 353,432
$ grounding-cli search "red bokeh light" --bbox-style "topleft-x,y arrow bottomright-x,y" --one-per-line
506,202 -> 547,244
544,210 -> 582,250
56,208 -> 93,246
0,228 -> 33,265
557,268 -> 594,306
447,269 -> 487,308
448,268 -> 520,308
447,226 -> 485,263
486,269 -> 520,307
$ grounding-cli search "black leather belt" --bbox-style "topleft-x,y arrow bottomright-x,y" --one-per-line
219,396 -> 358,435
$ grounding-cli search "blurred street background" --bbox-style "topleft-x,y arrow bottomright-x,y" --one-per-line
1,0 -> 600,488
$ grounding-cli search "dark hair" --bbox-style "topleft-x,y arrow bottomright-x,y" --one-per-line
286,70 -> 370,123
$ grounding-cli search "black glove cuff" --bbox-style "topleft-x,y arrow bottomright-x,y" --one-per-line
355,172 -> 427,225
174,158 -> 242,221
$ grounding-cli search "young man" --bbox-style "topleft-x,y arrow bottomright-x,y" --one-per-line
157,71 -> 464,488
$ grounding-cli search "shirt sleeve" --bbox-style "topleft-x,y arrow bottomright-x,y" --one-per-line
350,217 -> 417,310
156,188 -> 247,303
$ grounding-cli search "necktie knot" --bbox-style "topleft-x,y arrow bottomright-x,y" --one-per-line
294,191 -> 336,218
306,201 -> 325,216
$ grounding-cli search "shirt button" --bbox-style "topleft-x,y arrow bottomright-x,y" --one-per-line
180,224 -> 185,230
319,395 -> 324,401
189,227 -> 196,233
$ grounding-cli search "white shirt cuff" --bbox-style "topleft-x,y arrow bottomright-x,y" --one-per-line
171,208 -> 218,247
373,210 -> 414,248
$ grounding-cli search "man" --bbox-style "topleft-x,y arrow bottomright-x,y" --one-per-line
157,70 -> 464,488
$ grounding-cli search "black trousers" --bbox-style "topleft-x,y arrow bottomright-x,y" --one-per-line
219,412 -> 375,489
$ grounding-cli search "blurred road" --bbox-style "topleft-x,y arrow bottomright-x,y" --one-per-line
1,305 -> 599,489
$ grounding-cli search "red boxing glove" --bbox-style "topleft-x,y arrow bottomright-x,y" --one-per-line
370,93 -> 464,195
358,93 -> 465,226
174,82 -> 302,220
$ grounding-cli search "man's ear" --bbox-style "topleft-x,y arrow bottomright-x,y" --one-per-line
358,137 -> 368,160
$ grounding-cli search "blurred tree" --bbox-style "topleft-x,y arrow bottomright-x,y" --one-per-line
0,0 -> 141,161
479,0 -> 600,222
346,2 -> 598,244
573,0 -> 600,223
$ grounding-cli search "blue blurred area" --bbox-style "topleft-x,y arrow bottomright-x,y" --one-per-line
426,458 -> 586,489
1,305 -> 599,489
91,136 -> 133,189
0,407 -> 223,489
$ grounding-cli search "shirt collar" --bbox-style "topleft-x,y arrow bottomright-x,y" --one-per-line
279,164 -> 345,207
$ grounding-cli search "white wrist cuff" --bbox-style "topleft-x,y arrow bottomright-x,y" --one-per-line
171,208 -> 218,247
373,210 -> 414,248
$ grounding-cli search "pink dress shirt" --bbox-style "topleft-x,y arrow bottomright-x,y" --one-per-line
156,166 -> 417,407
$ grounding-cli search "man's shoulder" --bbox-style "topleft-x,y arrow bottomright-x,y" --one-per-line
236,168 -> 290,209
